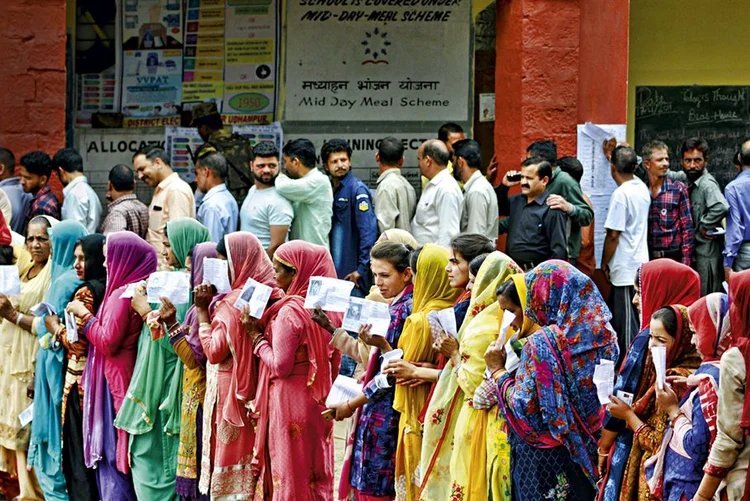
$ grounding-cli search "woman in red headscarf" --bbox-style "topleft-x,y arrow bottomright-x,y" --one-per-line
693,269 -> 750,501
241,240 -> 340,500
195,232 -> 284,499
598,259 -> 702,501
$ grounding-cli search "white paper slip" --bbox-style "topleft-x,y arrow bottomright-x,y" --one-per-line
498,311 -> 516,345
0,266 -> 21,295
504,339 -> 521,373
65,310 -> 78,344
434,307 -> 458,338
616,390 -> 634,407
18,403 -> 33,427
30,302 -> 57,317
593,359 -> 615,405
202,258 -> 231,293
325,374 -> 364,407
233,278 -> 273,319
147,272 -> 191,304
303,277 -> 355,312
651,345 -> 667,390
120,281 -> 145,299
342,297 -> 391,336
722,281 -> 729,294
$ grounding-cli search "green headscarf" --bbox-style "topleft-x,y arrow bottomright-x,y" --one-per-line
166,218 -> 211,270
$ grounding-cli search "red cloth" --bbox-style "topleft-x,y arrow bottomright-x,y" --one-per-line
0,210 -> 11,245
638,259 -> 700,330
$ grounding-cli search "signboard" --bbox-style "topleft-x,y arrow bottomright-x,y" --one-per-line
284,0 -> 471,121
285,132 -> 433,191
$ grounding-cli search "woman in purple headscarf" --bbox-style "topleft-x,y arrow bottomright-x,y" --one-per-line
68,232 -> 157,501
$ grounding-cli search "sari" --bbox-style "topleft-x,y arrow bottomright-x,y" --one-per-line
497,261 -> 619,498
115,218 -> 210,500
644,293 -> 732,501
418,252 -> 520,500
250,240 -> 340,500
82,232 -> 157,501
198,232 -> 283,500
393,244 -> 461,501
173,242 -> 219,500
59,234 -> 106,501
599,260 -> 701,501
0,220 -> 53,501
29,220 -> 87,500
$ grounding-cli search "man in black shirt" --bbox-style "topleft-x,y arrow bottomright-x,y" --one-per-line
497,157 -> 568,270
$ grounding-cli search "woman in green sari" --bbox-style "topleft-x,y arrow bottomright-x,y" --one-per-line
116,218 -> 210,500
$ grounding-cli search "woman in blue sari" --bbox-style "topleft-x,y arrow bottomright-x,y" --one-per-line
597,259 -> 701,501
485,260 -> 619,499
28,219 -> 88,500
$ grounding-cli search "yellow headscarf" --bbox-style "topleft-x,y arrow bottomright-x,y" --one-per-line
393,244 -> 460,501
508,273 -> 539,341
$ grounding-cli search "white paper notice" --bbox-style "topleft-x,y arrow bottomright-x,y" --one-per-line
325,374 -> 364,408
233,278 -> 273,319
30,302 -> 57,317
651,346 -> 667,390
504,338 -> 521,373
120,281 -> 145,299
147,272 -> 191,304
342,297 -> 391,336
435,307 -> 458,338
593,359 -> 615,405
202,258 -> 231,294
498,311 -> 516,345
303,277 -> 355,313
65,310 -> 78,344
18,403 -> 33,427
0,266 -> 21,295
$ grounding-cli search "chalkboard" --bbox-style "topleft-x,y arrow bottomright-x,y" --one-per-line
634,85 -> 748,190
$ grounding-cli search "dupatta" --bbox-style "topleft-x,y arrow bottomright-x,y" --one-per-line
393,244 -> 461,501
498,261 -> 618,485
28,220 -> 86,475
418,252 -> 520,499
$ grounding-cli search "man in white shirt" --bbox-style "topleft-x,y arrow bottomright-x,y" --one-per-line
240,141 -> 294,258
374,136 -> 416,233
275,139 -> 333,247
601,145 -> 651,362
53,148 -> 102,233
133,145 -> 196,270
453,139 -> 498,241
412,139 -> 463,247
195,151 -> 239,243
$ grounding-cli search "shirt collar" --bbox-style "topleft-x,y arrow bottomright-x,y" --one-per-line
463,170 -> 482,192
156,172 -> 180,192
426,167 -> 451,187
0,177 -> 20,187
62,175 -> 87,196
203,183 -> 228,201
737,169 -> 750,181
527,190 -> 550,206
108,193 -> 137,209
35,185 -> 52,198
377,167 -> 401,184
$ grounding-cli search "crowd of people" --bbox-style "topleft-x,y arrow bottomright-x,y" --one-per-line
0,117 -> 746,501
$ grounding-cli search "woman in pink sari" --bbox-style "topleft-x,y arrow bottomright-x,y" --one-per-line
241,240 -> 341,500
69,231 -> 157,501
195,232 -> 283,500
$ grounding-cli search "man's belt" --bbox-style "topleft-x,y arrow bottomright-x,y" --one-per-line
650,249 -> 682,260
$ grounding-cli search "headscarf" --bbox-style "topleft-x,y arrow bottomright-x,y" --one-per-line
0,207 -> 11,246
393,244 -> 461,501
509,273 -> 538,340
103,231 -> 159,300
500,261 -> 617,485
28,219 -> 88,478
639,259 -> 701,330
273,240 -> 337,297
378,228 -> 419,249
77,234 -> 107,311
183,242 -> 219,368
115,219 -> 210,437
688,293 -> 732,362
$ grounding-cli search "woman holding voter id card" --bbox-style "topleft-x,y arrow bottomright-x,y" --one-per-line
240,240 -> 339,500
0,216 -> 54,501
598,259 -> 701,501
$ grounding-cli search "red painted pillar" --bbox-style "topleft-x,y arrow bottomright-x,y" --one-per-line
0,0 -> 67,198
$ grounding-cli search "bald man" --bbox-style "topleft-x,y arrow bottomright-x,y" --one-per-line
412,139 -> 463,247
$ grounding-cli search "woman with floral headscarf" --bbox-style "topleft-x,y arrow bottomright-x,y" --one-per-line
693,269 -> 750,501
195,232 -> 284,499
641,293 -> 732,501
485,261 -> 619,499
418,252 -> 520,501
28,220 -> 87,500
239,240 -> 340,500
598,259 -> 701,501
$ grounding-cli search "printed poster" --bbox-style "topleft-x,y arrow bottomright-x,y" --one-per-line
182,0 -> 225,108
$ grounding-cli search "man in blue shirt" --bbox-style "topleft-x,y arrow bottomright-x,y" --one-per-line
322,139 -> 378,297
724,140 -> 750,278
0,147 -> 32,234
195,151 -> 239,243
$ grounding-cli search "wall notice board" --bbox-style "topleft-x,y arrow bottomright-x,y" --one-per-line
634,85 -> 748,190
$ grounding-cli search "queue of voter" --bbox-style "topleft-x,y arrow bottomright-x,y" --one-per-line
0,113 -> 748,501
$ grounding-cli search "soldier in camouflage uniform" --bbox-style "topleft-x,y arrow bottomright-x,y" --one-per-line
191,103 -> 254,201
